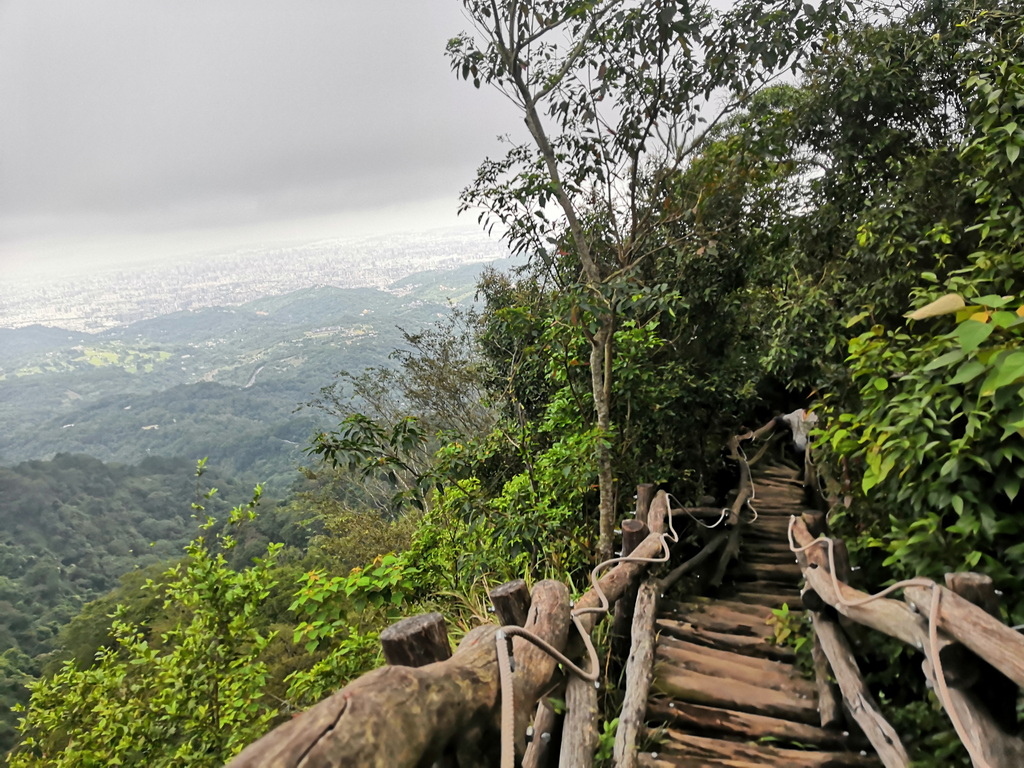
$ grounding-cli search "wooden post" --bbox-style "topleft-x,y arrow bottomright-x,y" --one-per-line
612,580 -> 659,768
612,519 -> 650,660
380,613 -> 451,667
490,579 -> 531,627
635,484 -> 656,528
558,673 -> 599,768
522,697 -> 560,768
811,612 -> 910,767
811,632 -> 844,729
944,572 -> 1017,731
803,510 -> 827,538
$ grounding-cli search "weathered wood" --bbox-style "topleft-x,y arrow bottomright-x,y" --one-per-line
710,520 -> 744,588
659,603 -> 777,640
830,539 -> 851,582
944,572 -> 999,614
490,579 -> 531,627
656,728 -> 880,767
621,518 -> 650,556
802,511 -> 827,538
646,699 -> 852,750
228,580 -> 572,768
653,666 -> 819,724
612,519 -> 651,658
726,460 -> 752,526
559,672 -> 599,768
903,583 -> 1024,690
657,531 -> 728,592
658,634 -> 793,674
380,612 -> 452,667
921,658 -> 1024,768
942,572 -> 1017,731
810,633 -> 844,729
522,697 -> 560,768
810,611 -> 910,768
791,519 -> 966,678
655,642 -> 816,696
656,618 -> 795,662
636,483 -> 656,527
725,590 -> 804,610
612,580 -> 659,768
664,596 -> 801,621
573,492 -> 669,633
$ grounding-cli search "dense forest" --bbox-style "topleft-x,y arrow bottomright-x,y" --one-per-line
6,0 -> 1024,765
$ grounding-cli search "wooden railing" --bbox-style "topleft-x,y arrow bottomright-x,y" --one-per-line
228,485 -> 726,768
790,511 -> 1024,768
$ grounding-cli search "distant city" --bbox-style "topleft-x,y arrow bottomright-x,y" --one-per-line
0,228 -> 508,333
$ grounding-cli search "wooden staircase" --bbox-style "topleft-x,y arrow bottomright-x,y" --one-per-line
638,464 -> 880,767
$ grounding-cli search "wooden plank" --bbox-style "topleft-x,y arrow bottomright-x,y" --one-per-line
653,666 -> 819,724
658,635 -> 795,675
657,729 -> 881,766
659,603 -> 777,639
646,699 -> 852,749
664,597 -> 799,620
655,643 -> 815,697
613,580 -> 659,768
810,612 -> 909,768
638,754 -> 765,768
656,619 -> 794,661
521,698 -> 559,768
723,591 -> 804,610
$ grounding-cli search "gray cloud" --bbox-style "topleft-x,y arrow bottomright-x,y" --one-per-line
0,0 -> 515,253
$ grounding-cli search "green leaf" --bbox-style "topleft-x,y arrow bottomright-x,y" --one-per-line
923,349 -> 966,371
979,351 -> 1024,395
949,361 -> 986,385
1007,142 -> 1020,164
955,320 -> 995,351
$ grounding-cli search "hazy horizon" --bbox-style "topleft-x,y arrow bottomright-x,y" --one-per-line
0,1 -> 517,283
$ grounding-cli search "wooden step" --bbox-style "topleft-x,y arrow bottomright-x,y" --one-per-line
665,597 -> 800,620
646,699 -> 851,750
659,604 -> 778,640
657,635 -> 797,675
653,667 -> 819,724
656,619 -> 794,662
722,591 -> 804,610
655,642 -> 815,697
655,730 -> 881,767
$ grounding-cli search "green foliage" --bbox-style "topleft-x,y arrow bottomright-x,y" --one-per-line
10,480 -> 281,767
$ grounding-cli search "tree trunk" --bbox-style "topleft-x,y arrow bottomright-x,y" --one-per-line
591,321 -> 616,561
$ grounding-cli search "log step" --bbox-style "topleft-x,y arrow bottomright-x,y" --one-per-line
656,619 -> 795,662
653,667 -> 819,724
653,730 -> 881,767
646,699 -> 852,750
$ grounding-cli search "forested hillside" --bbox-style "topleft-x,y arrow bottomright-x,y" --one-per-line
7,0 -> 1024,765
0,260 -> 500,487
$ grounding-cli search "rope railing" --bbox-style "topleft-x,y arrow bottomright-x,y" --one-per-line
787,515 -> 1024,768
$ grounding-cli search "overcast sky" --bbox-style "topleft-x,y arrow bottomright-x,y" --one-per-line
0,1 -> 516,278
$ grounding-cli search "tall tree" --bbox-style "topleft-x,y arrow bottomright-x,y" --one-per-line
448,0 -> 851,557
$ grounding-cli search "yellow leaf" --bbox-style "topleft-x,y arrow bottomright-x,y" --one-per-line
1017,305 -> 1024,317
970,311 -> 991,323
906,293 -> 965,320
